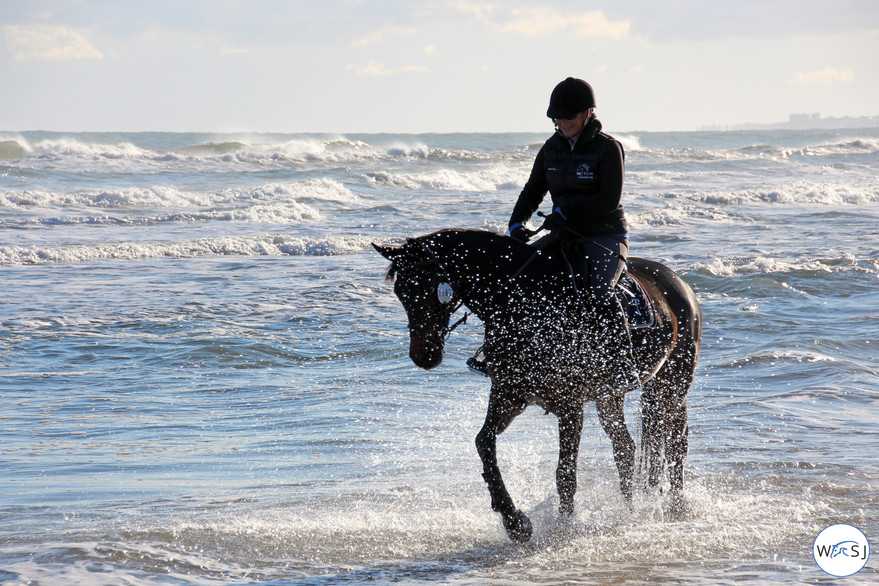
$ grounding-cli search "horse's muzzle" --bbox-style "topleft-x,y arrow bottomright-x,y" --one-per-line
409,332 -> 444,369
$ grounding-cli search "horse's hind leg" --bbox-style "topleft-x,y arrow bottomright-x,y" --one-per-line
557,406 -> 584,516
475,387 -> 531,543
666,391 -> 689,513
640,379 -> 667,489
595,392 -> 635,502
641,340 -> 696,515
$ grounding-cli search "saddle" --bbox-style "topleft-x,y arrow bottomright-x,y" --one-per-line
615,273 -> 655,330
552,239 -> 655,331
467,260 -> 654,377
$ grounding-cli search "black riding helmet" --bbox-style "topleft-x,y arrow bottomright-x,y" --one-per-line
546,77 -> 596,119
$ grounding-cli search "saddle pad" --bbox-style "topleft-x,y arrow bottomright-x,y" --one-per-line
615,273 -> 655,330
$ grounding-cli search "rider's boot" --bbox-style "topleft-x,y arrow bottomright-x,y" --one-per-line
467,346 -> 489,376
613,344 -> 642,393
598,296 -> 642,393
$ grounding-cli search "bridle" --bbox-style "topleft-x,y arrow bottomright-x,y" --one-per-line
408,240 -> 468,343
409,238 -> 543,344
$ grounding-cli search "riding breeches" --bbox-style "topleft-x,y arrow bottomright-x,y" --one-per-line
578,236 -> 627,297
530,233 -> 627,299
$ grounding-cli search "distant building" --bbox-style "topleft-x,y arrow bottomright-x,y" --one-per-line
701,113 -> 879,131
788,113 -> 821,128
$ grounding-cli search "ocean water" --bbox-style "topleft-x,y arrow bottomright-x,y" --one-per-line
1,128 -> 877,584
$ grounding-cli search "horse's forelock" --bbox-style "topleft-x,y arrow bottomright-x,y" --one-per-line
383,237 -> 433,283
384,263 -> 397,283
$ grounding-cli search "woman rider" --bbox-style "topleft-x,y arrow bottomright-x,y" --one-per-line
505,77 -> 640,392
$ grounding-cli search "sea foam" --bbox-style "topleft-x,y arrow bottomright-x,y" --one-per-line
0,234 -> 372,266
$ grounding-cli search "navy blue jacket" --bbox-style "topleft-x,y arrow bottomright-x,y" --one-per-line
509,118 -> 627,237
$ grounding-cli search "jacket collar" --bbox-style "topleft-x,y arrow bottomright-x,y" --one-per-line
554,117 -> 603,149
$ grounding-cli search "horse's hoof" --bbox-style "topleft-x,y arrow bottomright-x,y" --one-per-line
621,483 -> 633,505
667,493 -> 688,520
503,509 -> 533,543
558,501 -> 574,517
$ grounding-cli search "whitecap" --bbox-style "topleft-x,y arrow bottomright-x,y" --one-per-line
0,180 -> 349,226
692,255 -> 854,277
366,165 -> 528,193
0,235 -> 372,266
615,134 -> 644,152
0,139 -> 30,160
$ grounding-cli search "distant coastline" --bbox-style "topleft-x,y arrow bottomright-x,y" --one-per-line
701,113 -> 879,131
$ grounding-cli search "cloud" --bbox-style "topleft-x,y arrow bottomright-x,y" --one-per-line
348,60 -> 395,76
351,26 -> 416,48
446,4 -> 628,38
450,2 -> 499,21
787,67 -> 854,86
503,8 -> 629,38
3,25 -> 103,60
347,61 -> 427,76
643,2 -> 879,43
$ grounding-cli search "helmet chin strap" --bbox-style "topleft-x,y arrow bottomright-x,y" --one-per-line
555,113 -> 591,143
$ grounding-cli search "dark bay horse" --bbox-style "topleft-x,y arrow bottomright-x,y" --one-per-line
374,229 -> 701,543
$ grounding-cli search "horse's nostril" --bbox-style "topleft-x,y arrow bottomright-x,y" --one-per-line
409,336 -> 444,369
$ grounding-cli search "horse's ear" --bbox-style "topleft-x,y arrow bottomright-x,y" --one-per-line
405,237 -> 435,263
372,242 -> 402,261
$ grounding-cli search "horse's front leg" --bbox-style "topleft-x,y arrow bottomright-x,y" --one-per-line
475,387 -> 530,543
557,406 -> 584,516
595,392 -> 635,502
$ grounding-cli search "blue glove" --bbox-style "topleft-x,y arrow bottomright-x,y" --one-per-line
510,225 -> 537,242
540,209 -> 566,232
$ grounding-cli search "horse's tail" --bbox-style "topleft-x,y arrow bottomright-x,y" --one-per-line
636,260 -> 702,497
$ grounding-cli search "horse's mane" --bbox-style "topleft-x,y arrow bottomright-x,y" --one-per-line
381,228 -> 507,283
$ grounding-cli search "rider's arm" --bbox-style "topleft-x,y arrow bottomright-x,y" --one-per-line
508,147 -> 548,232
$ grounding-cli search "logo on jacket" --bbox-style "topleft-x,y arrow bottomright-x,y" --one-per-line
576,163 -> 593,180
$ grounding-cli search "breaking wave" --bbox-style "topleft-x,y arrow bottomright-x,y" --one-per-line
1,134 -> 527,171
698,181 -> 879,205
5,133 -> 876,177
692,253 -> 876,277
0,234 -> 372,266
0,139 -> 29,160
626,179 -> 879,208
366,165 -> 526,192
631,135 -> 879,167
0,179 -> 358,228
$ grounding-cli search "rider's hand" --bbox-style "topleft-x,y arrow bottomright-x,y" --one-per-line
540,210 -> 566,232
510,226 -> 536,242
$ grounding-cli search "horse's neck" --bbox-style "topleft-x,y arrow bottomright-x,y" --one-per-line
437,232 -> 549,317
440,233 -> 587,328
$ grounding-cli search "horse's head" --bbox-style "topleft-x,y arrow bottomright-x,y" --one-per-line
374,238 -> 460,370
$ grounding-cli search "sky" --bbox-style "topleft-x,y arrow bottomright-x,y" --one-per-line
2,0 -> 878,133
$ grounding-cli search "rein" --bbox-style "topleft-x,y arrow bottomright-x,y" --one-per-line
442,301 -> 468,341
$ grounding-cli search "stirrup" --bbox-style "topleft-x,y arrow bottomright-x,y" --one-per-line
614,369 -> 642,393
467,347 -> 489,376
612,355 -> 642,393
